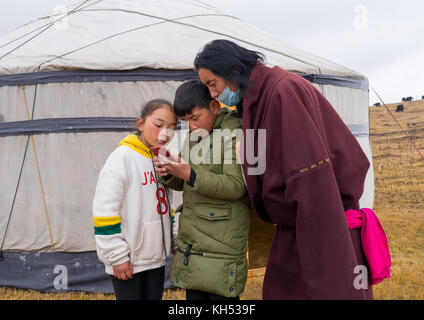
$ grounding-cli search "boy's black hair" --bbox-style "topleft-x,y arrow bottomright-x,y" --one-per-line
174,80 -> 212,117
194,39 -> 265,95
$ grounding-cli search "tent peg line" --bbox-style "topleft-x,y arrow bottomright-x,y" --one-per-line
371,84 -> 424,162
21,85 -> 55,252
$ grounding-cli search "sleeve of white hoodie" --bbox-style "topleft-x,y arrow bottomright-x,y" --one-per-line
92,148 -> 130,267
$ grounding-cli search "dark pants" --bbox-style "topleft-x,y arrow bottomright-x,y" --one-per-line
186,289 -> 240,301
111,266 -> 165,300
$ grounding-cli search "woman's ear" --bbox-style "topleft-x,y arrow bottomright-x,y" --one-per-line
229,69 -> 240,92
228,82 -> 239,93
136,117 -> 144,133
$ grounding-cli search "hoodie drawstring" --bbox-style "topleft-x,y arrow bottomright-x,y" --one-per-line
150,154 -> 174,260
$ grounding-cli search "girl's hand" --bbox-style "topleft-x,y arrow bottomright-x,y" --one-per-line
155,154 -> 191,182
153,156 -> 169,177
113,261 -> 133,280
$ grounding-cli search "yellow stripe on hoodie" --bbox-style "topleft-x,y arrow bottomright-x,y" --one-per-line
93,216 -> 122,235
93,215 -> 121,227
118,134 -> 152,159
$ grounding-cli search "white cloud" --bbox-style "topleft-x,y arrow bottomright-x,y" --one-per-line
0,0 -> 75,35
203,0 -> 424,104
368,50 -> 424,104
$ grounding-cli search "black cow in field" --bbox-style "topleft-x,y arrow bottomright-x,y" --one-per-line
422,95 -> 424,100
374,103 -> 381,107
396,104 -> 404,112
402,97 -> 413,102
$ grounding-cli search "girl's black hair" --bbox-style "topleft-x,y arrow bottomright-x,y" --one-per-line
174,80 -> 212,117
194,39 -> 265,95
141,99 -> 174,120
137,99 -> 174,135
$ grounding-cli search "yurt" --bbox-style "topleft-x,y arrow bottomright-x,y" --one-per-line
0,0 -> 374,293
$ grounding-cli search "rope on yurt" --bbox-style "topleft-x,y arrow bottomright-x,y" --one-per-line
0,135 -> 32,260
32,10 -> 321,74
371,84 -> 424,161
0,84 -> 38,260
21,85 -> 55,252
0,0 -> 102,60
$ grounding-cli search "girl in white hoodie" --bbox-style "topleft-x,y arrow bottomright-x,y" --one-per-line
92,99 -> 177,300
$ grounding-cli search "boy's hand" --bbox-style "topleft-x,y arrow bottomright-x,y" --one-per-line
154,153 -> 191,182
113,261 -> 133,280
235,140 -> 242,164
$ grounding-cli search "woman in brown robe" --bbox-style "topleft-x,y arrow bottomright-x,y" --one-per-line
194,39 -> 373,300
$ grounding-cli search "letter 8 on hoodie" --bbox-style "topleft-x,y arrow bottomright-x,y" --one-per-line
92,134 -> 172,275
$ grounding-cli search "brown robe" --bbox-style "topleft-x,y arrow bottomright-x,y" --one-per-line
240,63 -> 373,300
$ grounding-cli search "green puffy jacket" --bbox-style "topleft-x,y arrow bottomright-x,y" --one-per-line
161,108 -> 250,298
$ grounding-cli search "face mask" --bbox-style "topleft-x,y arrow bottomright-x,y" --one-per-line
217,85 -> 242,106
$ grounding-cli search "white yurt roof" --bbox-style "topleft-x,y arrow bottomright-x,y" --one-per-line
0,0 -> 366,79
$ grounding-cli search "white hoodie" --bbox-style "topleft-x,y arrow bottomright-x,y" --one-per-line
92,134 -> 172,275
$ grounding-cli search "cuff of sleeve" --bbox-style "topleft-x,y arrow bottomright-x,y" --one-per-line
111,255 -> 130,267
163,174 -> 173,181
187,168 -> 197,187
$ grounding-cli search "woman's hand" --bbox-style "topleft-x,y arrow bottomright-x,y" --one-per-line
113,261 -> 133,280
154,153 -> 191,182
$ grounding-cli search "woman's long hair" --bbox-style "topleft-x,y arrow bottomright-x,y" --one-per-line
194,39 -> 265,95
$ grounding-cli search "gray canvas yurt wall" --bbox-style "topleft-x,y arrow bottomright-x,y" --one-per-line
0,0 -> 373,292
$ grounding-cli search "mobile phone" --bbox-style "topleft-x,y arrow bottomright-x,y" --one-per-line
151,146 -> 170,157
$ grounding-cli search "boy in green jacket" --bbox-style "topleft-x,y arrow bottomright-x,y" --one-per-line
153,80 -> 250,300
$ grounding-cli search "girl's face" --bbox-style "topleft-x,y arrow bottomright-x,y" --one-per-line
198,68 -> 238,99
137,106 -> 178,149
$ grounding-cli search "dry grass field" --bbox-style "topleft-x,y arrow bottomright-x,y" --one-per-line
0,100 -> 423,300
368,100 -> 424,300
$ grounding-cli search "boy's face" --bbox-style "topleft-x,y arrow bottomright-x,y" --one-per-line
181,100 -> 220,137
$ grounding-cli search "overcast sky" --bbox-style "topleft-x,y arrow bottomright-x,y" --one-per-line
1,0 -> 423,104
